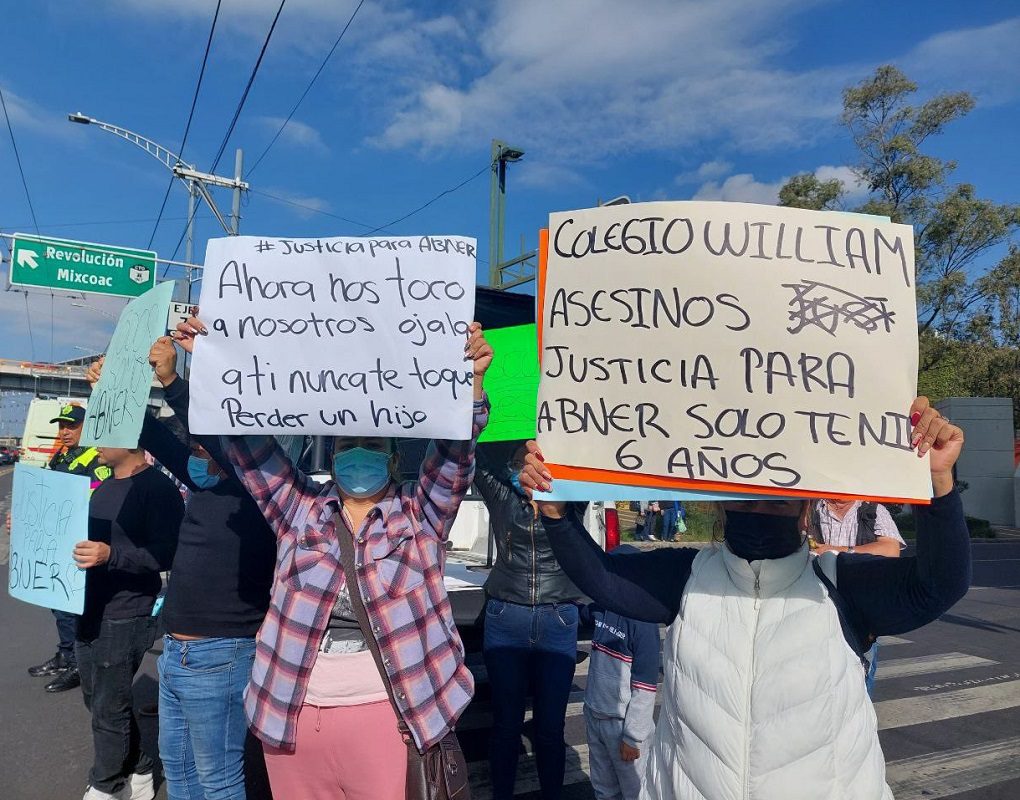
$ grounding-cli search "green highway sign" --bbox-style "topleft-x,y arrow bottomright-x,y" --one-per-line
8,233 -> 157,298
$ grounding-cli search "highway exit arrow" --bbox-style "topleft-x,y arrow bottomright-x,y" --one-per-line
16,248 -> 38,269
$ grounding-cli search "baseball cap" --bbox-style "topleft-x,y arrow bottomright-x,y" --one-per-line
50,404 -> 86,425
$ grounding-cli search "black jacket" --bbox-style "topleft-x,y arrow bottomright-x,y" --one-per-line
474,449 -> 582,606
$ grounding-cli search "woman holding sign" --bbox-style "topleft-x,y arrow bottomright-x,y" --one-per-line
174,313 -> 492,800
519,398 -> 969,800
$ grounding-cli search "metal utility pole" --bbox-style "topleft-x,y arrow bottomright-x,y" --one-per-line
488,139 -> 530,288
67,113 -> 248,251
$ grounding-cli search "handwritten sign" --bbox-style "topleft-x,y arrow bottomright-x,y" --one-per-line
189,235 -> 477,439
478,324 -> 539,443
81,280 -> 176,448
8,464 -> 90,614
536,201 -> 931,502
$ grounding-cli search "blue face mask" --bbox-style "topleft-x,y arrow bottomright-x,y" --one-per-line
332,447 -> 392,498
187,455 -> 221,490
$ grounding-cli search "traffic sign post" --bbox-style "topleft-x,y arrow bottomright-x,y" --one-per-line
7,233 -> 157,298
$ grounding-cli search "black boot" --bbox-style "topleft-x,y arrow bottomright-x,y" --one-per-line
28,652 -> 67,677
45,666 -> 81,693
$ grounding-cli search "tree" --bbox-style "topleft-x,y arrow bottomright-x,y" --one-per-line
779,66 -> 1020,373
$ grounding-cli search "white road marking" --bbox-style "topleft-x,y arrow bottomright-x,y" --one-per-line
877,680 -> 1020,730
877,652 -> 997,680
886,735 -> 1020,799
878,636 -> 911,646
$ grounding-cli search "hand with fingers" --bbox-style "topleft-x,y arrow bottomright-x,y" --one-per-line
172,306 -> 208,354
149,336 -> 179,387
465,322 -> 493,400
518,440 -> 568,520
86,356 -> 105,388
909,396 -> 964,498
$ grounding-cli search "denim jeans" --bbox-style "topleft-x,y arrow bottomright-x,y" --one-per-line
76,615 -> 158,794
483,599 -> 579,800
158,635 -> 257,800
865,641 -> 880,697
53,608 -> 80,666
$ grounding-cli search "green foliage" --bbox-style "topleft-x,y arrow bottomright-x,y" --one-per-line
779,65 -> 1020,409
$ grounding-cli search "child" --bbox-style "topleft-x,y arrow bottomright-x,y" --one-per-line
581,545 -> 660,799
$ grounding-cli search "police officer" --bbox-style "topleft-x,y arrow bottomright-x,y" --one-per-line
26,403 -> 111,693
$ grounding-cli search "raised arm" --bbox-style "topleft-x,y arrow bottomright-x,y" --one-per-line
413,322 -> 493,541
837,398 -> 970,636
541,510 -> 694,625
170,317 -> 319,535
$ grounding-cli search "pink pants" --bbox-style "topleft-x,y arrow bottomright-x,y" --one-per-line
263,701 -> 407,799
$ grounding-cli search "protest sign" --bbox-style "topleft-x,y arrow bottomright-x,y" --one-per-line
536,201 -> 931,502
8,464 -> 90,614
189,235 -> 477,439
478,323 -> 540,443
534,479 -> 768,502
81,280 -> 175,448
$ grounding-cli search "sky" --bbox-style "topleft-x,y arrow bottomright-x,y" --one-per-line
1,0 -> 1018,362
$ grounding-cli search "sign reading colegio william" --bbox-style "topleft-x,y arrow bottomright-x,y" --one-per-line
536,201 -> 930,502
8,233 -> 157,298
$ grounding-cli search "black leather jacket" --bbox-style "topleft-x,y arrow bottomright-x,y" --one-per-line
474,452 -> 582,606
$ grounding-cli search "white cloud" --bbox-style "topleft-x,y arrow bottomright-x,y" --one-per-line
256,116 -> 328,154
901,17 -> 1020,106
514,162 -> 587,190
675,159 -> 735,185
692,173 -> 786,204
691,164 -> 869,206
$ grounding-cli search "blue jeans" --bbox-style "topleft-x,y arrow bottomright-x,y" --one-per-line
54,608 -> 79,666
865,641 -> 880,697
158,635 -> 256,800
484,599 -> 579,800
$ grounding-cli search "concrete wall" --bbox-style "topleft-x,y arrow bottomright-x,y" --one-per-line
934,398 -> 1016,526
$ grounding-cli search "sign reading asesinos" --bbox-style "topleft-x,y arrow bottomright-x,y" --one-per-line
8,233 -> 157,298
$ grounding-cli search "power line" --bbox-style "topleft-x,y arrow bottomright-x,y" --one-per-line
246,0 -> 365,178
4,214 -> 206,231
0,86 -> 40,235
168,0 -> 287,265
252,188 -> 377,230
22,292 -> 36,362
365,163 -> 491,234
148,0 -> 222,249
209,0 -> 286,174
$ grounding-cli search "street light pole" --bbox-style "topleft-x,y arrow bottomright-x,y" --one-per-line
67,112 -> 249,244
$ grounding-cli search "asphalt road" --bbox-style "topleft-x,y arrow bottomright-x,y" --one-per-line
2,466 -> 1020,799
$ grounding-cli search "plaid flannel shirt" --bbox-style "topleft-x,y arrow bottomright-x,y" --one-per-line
219,398 -> 488,752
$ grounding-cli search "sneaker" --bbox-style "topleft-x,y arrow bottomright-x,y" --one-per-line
127,772 -> 155,800
28,652 -> 67,677
83,784 -> 130,800
45,666 -> 81,693
648,535 -> 659,541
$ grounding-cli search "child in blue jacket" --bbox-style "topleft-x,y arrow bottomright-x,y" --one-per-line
581,546 -> 660,799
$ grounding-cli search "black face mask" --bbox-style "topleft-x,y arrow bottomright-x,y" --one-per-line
724,511 -> 803,561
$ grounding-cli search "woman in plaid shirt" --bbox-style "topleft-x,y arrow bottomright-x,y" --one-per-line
175,315 -> 493,800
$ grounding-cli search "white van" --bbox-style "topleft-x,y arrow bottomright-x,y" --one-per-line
19,398 -> 86,467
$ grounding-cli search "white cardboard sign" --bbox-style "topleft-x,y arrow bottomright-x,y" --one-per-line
189,235 -> 477,439
537,201 -> 931,501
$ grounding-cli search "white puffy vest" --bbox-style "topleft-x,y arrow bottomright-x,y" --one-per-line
641,544 -> 892,800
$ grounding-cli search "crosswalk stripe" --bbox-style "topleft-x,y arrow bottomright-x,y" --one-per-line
876,652 -> 997,680
461,650 -> 986,730
886,735 -> 1020,799
877,680 -> 1020,730
878,636 -> 911,646
469,735 -> 1020,800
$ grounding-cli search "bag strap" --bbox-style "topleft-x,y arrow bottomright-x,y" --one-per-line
812,557 -> 872,673
333,511 -> 418,750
